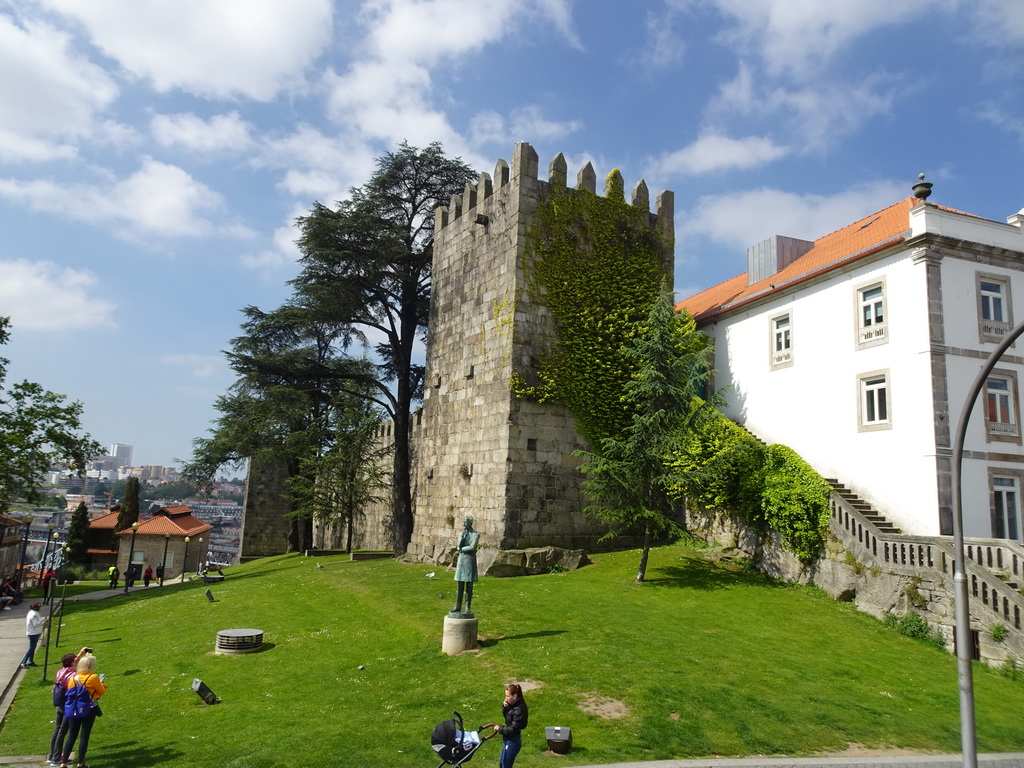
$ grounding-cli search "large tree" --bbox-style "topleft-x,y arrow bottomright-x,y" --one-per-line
294,142 -> 476,554
576,284 -> 717,583
184,304 -> 368,552
0,317 -> 102,513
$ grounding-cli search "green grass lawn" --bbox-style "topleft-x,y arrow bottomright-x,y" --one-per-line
3,544 -> 1023,768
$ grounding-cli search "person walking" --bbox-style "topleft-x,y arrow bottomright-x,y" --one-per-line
490,684 -> 528,768
20,602 -> 46,668
143,566 -> 153,587
107,567 -> 118,590
48,647 -> 90,766
59,652 -> 106,768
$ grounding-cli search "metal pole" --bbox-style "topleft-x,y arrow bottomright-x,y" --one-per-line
55,547 -> 70,647
181,537 -> 190,583
949,317 -> 1024,768
40,526 -> 53,595
160,533 -> 169,587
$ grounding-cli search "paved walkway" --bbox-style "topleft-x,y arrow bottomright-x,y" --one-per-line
1,587 -> 1022,768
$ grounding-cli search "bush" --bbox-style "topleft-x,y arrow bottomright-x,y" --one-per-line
883,611 -> 945,648
992,622 -> 1008,642
760,444 -> 831,563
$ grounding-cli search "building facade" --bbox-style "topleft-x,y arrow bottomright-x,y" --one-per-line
679,191 -> 1024,541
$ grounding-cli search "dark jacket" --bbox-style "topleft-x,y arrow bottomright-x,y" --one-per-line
499,697 -> 528,737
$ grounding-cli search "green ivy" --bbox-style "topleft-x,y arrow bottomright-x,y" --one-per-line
760,444 -> 831,562
512,175 -> 670,446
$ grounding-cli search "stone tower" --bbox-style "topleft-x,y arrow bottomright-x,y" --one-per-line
405,142 -> 674,562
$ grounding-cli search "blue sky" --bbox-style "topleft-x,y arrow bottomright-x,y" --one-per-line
1,0 -> 1022,467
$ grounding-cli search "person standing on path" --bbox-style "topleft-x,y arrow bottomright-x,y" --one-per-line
107,567 -> 118,590
59,653 -> 107,768
490,683 -> 527,768
20,602 -> 46,668
48,647 -> 90,766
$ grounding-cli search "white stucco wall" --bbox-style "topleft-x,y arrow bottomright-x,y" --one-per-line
707,248 -> 943,535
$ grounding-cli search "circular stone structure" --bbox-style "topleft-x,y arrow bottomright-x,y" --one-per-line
442,614 -> 478,655
216,628 -> 264,655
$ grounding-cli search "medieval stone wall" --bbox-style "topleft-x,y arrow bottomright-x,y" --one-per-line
283,142 -> 674,563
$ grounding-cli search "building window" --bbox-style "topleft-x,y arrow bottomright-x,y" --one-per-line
855,280 -> 887,348
770,312 -> 793,369
990,473 -> 1022,542
985,371 -> 1022,443
978,273 -> 1012,342
858,370 -> 891,431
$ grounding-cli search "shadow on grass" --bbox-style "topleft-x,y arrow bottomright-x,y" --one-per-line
99,740 -> 183,766
479,630 -> 568,647
643,556 -> 772,591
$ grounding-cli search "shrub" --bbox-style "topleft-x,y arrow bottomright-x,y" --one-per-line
883,611 -> 945,648
991,622 -> 1008,642
760,444 -> 831,563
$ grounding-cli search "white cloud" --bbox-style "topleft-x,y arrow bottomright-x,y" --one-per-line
652,133 -> 789,176
703,0 -> 933,79
0,11 -> 119,162
158,353 -> 226,379
641,8 -> 685,69
469,105 -> 582,150
681,180 -> 909,257
977,104 -> 1024,142
151,112 -> 255,153
0,259 -> 116,331
0,159 -> 228,238
40,0 -> 334,100
967,0 -> 1024,47
324,0 -> 579,146
255,125 -> 377,203
709,65 -> 903,151
241,221 -> 303,273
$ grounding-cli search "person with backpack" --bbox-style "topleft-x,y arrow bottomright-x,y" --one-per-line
58,653 -> 107,768
48,647 -> 90,767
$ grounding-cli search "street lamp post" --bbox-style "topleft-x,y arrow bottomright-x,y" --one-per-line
181,536 -> 191,583
15,515 -> 33,590
46,531 -> 59,603
159,533 -> 170,587
55,546 -> 70,647
123,522 -> 139,594
40,525 -> 54,595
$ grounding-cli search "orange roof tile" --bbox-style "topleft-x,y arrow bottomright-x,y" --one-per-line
89,511 -> 121,529
116,512 -> 212,538
678,198 -> 916,320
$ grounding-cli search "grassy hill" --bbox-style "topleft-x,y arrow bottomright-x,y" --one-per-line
3,543 -> 1024,768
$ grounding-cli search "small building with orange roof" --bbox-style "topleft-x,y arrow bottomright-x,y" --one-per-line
114,505 -> 212,582
678,180 -> 1024,540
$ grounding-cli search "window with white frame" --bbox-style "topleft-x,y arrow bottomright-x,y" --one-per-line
991,473 -> 1022,541
978,273 -> 1012,342
985,371 -> 1021,442
858,370 -> 891,431
856,280 -> 887,348
770,312 -> 793,369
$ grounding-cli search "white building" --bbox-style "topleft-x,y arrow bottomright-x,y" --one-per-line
679,188 -> 1024,541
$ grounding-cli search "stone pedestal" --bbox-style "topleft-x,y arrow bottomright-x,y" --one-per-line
442,614 -> 479,655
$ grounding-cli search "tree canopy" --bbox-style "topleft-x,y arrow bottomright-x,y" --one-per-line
293,141 -> 476,553
576,284 -> 717,583
0,317 -> 102,514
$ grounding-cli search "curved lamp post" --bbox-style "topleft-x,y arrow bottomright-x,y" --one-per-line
181,536 -> 191,583
949,317 -> 1024,768
123,521 -> 139,594
159,532 -> 170,587
46,531 -> 59,602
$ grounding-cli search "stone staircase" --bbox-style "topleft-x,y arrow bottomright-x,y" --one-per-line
824,479 -> 902,535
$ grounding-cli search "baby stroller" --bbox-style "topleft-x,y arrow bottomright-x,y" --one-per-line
431,711 -> 496,768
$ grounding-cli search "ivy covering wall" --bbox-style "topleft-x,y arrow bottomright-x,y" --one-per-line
512,174 -> 670,447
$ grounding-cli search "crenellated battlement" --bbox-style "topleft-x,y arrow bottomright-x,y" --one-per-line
434,142 -> 674,239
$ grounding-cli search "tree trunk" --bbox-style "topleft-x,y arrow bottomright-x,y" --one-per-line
636,525 -> 652,584
391,408 -> 414,555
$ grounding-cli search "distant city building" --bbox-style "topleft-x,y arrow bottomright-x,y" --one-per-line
108,443 -> 133,468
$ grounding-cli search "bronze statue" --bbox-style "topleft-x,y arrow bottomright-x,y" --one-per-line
452,515 -> 479,614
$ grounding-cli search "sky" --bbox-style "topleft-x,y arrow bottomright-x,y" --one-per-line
1,0 -> 1023,468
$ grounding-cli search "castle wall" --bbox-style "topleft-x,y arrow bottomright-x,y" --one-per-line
239,459 -> 293,560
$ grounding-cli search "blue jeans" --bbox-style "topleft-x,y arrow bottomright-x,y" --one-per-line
499,734 -> 521,768
20,633 -> 40,666
62,711 -> 97,765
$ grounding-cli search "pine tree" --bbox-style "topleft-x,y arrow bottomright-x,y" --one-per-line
115,477 -> 140,534
576,282 -> 717,583
65,501 -> 90,565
